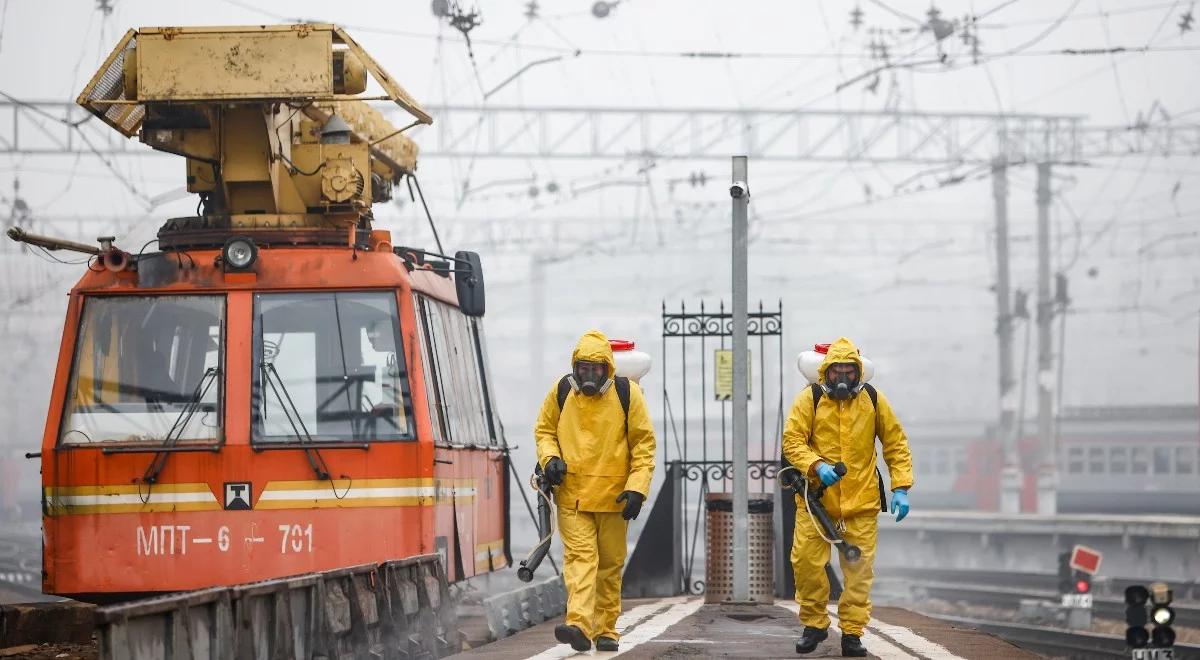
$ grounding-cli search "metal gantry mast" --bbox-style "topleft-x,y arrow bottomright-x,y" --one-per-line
6,102 -> 1198,163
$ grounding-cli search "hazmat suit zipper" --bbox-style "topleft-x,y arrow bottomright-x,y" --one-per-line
836,397 -> 848,518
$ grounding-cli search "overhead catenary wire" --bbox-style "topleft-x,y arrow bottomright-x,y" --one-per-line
14,7 -> 1195,241
407,174 -> 445,255
836,0 -> 1085,91
217,0 -> 1198,63
867,0 -> 927,27
0,90 -> 152,209
0,0 -> 9,55
211,0 -> 1195,231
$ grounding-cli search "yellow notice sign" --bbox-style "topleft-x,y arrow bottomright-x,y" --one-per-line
714,349 -> 751,401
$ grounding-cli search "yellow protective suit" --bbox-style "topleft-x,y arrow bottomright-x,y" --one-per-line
534,330 -> 656,640
781,337 -> 913,637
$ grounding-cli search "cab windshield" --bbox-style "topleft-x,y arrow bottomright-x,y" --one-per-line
252,291 -> 414,443
59,295 -> 224,445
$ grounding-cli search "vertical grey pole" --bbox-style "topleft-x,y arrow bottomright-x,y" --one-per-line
1035,162 -> 1057,515
731,156 -> 750,601
993,158 -> 1021,514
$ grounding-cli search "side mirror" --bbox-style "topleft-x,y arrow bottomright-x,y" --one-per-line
455,250 -> 485,317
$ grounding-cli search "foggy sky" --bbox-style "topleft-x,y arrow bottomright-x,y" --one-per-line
1,0 -> 1197,489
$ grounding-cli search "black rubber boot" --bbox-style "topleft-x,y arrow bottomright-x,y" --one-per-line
595,636 -> 619,652
554,624 -> 592,652
841,633 -> 868,657
795,626 -> 829,654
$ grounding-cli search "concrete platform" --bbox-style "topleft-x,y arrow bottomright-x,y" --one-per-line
450,598 -> 1038,659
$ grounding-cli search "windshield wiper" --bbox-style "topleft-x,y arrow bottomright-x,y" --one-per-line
141,366 -> 219,485
261,361 -> 333,481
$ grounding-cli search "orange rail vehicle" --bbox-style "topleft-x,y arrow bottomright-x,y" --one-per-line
20,25 -> 510,601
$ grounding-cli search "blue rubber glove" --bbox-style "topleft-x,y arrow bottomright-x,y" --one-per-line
815,462 -> 842,487
891,489 -> 909,522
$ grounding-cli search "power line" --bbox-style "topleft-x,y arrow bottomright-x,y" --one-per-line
989,1 -> 1179,26
219,0 -> 1200,64
0,0 -> 9,55
1145,0 -> 1184,45
0,90 -> 152,208
1097,0 -> 1133,125
867,0 -> 926,26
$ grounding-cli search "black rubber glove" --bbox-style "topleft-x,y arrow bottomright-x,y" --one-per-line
616,491 -> 645,520
543,457 -> 567,486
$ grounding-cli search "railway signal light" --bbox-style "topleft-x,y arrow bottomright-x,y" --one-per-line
1058,550 -> 1094,613
1074,573 -> 1090,594
1126,585 -> 1150,648
1149,582 -> 1176,649
1057,552 -> 1073,594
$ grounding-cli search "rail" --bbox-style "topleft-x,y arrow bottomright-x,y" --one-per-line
883,566 -> 1200,600
886,579 -> 1200,629
935,615 -> 1200,659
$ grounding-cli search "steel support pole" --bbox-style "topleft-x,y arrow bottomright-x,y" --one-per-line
730,156 -> 750,601
1035,162 -> 1057,515
993,159 -> 1021,513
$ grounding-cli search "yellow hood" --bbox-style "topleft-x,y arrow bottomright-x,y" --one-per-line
817,336 -> 864,384
571,329 -> 615,378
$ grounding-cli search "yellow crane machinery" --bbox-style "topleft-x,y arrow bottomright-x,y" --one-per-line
76,24 -> 431,248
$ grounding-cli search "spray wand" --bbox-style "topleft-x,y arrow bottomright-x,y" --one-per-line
517,465 -> 555,582
779,460 -> 861,562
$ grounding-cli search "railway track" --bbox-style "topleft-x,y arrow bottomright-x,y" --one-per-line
935,615 -> 1200,659
0,554 -> 43,601
878,567 -> 1200,658
0,529 -> 45,602
883,578 -> 1200,629
889,566 -> 1200,600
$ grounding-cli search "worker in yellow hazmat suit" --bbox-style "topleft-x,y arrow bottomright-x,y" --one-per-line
782,337 -> 913,657
534,330 -> 657,653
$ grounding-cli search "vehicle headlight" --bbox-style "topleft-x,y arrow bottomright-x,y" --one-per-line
223,236 -> 258,271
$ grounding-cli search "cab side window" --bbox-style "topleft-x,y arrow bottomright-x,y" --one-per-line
415,295 -> 495,447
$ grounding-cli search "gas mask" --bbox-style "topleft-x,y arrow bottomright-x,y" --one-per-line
572,360 -> 610,396
824,363 -> 861,401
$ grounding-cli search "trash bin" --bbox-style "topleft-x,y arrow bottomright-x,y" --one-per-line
705,492 -> 774,603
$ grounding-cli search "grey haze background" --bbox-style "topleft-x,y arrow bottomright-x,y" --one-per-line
0,1 -> 1197,524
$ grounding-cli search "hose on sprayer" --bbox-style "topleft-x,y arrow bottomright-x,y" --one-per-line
778,461 -> 861,562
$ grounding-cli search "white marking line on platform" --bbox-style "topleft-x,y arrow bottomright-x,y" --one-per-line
607,598 -> 704,657
523,596 -> 691,660
617,596 -> 690,630
777,601 -> 918,660
868,620 -> 965,660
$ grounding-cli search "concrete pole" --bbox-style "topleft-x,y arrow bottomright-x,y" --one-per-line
731,156 -> 750,601
1035,163 -> 1057,515
993,158 -> 1021,514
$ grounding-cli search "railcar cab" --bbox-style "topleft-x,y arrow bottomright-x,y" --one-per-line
36,23 -> 511,600
40,233 -> 508,600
